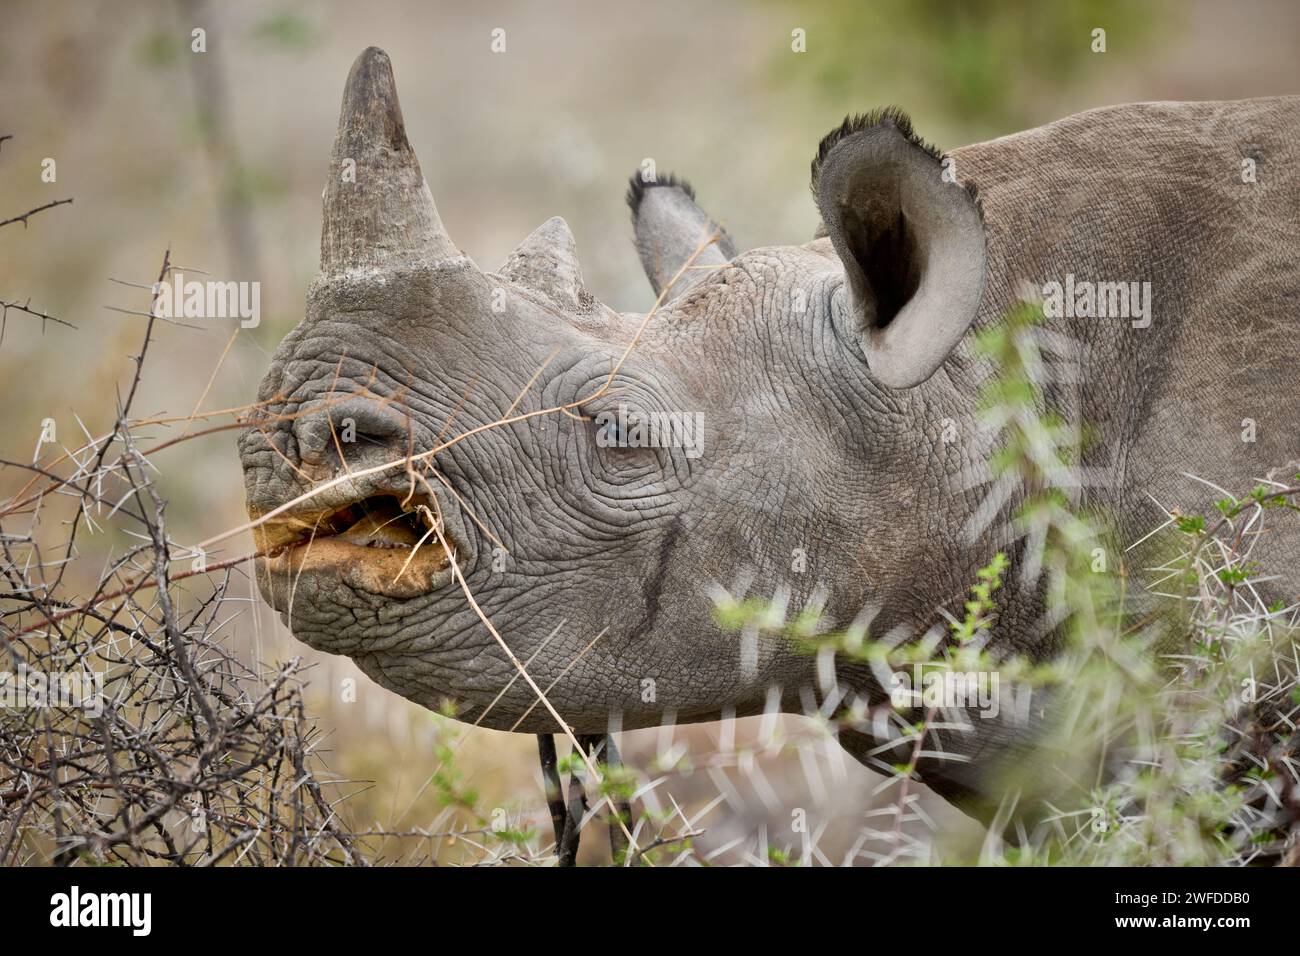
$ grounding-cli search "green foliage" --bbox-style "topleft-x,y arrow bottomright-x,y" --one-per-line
252,10 -> 318,51
136,30 -> 182,69
770,0 -> 1172,132
225,162 -> 289,207
953,551 -> 1008,643
959,303 -> 1295,864
716,297 -> 1300,866
426,718 -> 550,856
430,734 -> 479,812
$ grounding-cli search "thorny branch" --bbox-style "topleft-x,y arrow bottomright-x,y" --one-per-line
0,197 -> 73,231
1,236 -> 732,866
0,249 -> 359,865
0,154 -> 74,340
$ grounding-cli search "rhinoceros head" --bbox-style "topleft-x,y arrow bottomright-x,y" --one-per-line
239,47 -> 988,740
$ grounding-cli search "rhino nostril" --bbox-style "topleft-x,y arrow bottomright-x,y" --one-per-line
292,398 -> 414,467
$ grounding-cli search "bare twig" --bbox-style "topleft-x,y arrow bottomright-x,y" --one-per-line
0,197 -> 73,230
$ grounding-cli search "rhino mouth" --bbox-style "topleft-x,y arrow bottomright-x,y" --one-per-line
253,488 -> 464,600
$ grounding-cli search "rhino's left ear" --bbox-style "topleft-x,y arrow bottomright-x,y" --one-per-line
814,109 -> 986,389
627,173 -> 736,302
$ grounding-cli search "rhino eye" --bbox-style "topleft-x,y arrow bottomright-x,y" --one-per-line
587,407 -> 635,449
598,417 -> 627,446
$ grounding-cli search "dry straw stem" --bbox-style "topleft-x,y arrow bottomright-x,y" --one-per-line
432,520 -> 643,859
193,232 -> 725,555
2,391 -> 441,643
252,231 -> 725,863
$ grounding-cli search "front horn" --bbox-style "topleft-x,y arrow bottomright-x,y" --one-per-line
319,47 -> 460,277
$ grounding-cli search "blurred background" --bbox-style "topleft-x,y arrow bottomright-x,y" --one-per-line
3,0 -> 1298,863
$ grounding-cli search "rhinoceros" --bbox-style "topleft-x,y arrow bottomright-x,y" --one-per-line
239,47 -> 1300,815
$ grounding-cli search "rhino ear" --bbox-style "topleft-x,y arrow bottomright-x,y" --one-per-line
813,109 -> 985,389
627,173 -> 736,302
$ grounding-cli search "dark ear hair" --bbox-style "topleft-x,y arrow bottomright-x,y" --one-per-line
813,109 -> 986,388
627,173 -> 736,302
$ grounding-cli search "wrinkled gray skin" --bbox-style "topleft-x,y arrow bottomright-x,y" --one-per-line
241,48 -> 1300,815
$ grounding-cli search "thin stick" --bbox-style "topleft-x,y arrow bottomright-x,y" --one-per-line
0,197 -> 73,229
430,521 -> 643,858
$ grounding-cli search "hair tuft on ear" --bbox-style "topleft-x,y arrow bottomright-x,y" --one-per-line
810,107 -> 987,389
626,171 -> 697,220
625,169 -> 736,300
810,108 -> 941,195
810,108 -> 984,226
